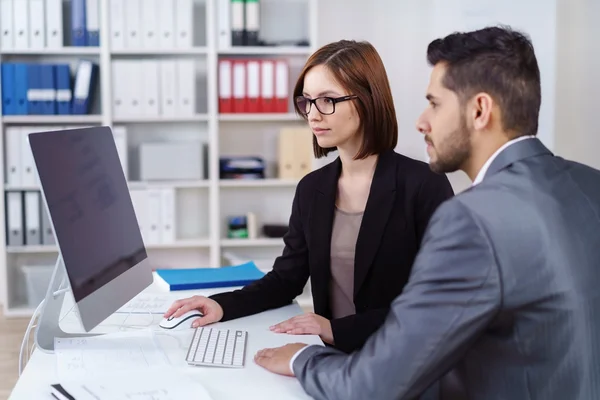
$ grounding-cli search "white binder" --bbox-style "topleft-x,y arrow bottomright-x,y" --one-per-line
140,0 -> 158,49
6,191 -> 24,246
6,127 -> 22,186
20,126 -> 41,188
142,60 -> 160,116
160,188 -> 176,243
130,189 -> 148,244
124,0 -> 141,48
159,60 -> 178,116
111,60 -> 126,118
109,0 -> 125,49
28,0 -> 45,49
44,0 -> 63,48
85,0 -> 100,45
13,0 -> 30,49
157,0 -> 175,48
24,191 -> 41,245
146,189 -> 162,245
176,59 -> 195,116
0,0 -> 14,50
175,0 -> 193,48
216,0 -> 230,50
40,204 -> 55,245
112,126 -> 128,179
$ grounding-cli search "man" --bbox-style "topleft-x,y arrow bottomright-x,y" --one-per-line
253,25 -> 600,400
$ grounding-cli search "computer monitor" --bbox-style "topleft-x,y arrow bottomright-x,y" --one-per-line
29,126 -> 153,352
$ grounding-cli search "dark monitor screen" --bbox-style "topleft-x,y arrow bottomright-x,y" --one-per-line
28,126 -> 147,302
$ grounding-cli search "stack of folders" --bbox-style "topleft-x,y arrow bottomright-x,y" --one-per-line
129,188 -> 176,246
218,58 -> 289,113
5,190 -> 55,247
0,0 -> 99,50
111,59 -> 196,118
109,0 -> 194,50
0,60 -> 98,115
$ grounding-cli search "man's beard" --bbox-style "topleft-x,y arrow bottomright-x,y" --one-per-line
428,117 -> 471,174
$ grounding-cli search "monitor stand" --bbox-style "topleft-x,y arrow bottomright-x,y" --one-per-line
34,254 -> 100,353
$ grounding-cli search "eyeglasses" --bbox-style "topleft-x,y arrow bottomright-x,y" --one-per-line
295,95 -> 358,116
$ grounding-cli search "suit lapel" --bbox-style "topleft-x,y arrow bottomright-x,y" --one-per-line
484,138 -> 552,181
309,157 -> 341,318
354,150 -> 397,297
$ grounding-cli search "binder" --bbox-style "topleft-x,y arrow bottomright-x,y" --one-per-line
278,127 -> 297,179
71,60 -> 98,114
40,64 -> 57,115
45,0 -> 63,48
111,60 -> 126,118
71,0 -> 86,46
217,0 -> 230,50
124,0 -> 141,48
259,59 -> 275,113
40,202 -> 55,245
5,127 -> 22,186
55,64 -> 72,115
6,191 -> 24,246
128,61 -> 143,116
146,189 -> 162,245
160,188 -> 175,243
176,59 -> 195,116
244,0 -> 260,46
278,127 -> 313,179
230,0 -> 244,46
20,126 -> 39,187
1,63 -> 16,115
112,126 -> 128,179
28,0 -> 45,49
140,0 -> 158,49
158,0 -> 175,48
130,189 -> 148,243
109,0 -> 125,49
141,60 -> 159,116
155,262 -> 265,291
24,191 -> 41,245
246,60 -> 260,112
14,63 -> 29,115
232,59 -> 247,113
159,60 -> 178,116
175,0 -> 193,48
13,0 -> 29,49
27,63 -> 43,114
275,60 -> 289,112
218,59 -> 233,113
85,0 -> 100,46
0,0 -> 14,50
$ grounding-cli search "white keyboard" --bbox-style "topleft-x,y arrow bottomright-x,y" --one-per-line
185,327 -> 248,368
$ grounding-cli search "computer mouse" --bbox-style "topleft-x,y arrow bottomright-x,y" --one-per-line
159,310 -> 203,330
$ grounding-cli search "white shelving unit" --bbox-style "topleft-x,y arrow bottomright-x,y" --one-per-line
0,0 -> 319,317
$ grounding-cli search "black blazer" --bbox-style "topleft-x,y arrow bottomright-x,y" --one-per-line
210,149 -> 454,353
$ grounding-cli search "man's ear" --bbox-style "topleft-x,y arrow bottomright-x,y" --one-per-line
472,93 -> 493,130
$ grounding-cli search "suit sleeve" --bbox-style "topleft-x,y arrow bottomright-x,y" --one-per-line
415,171 -> 454,244
210,183 -> 310,321
292,200 -> 502,400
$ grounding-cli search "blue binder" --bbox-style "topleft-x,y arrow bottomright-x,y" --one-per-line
71,0 -> 86,46
1,63 -> 16,115
155,261 -> 266,291
71,60 -> 98,115
41,65 -> 57,115
14,63 -> 29,115
27,64 -> 43,114
55,64 -> 72,115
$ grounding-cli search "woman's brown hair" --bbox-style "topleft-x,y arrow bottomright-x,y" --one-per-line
293,40 -> 398,159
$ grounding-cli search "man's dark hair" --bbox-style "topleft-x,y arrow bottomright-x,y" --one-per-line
427,25 -> 541,138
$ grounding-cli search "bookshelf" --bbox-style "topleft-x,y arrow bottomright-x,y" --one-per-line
0,0 -> 319,317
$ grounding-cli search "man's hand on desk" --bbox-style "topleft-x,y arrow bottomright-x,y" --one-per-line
254,343 -> 308,377
164,295 -> 224,328
270,312 -> 334,344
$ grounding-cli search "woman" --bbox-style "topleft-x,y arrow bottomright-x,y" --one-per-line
164,40 -> 454,353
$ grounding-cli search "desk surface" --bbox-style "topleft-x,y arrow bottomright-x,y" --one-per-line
9,281 -> 322,400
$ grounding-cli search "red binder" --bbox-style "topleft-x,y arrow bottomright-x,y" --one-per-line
259,59 -> 276,113
232,59 -> 247,113
274,60 -> 289,113
246,59 -> 260,113
218,59 -> 233,113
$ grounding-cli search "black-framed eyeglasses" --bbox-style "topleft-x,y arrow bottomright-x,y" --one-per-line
295,95 -> 358,116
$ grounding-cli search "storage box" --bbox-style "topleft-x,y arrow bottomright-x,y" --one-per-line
140,141 -> 205,181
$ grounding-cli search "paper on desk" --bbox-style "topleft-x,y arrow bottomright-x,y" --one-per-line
115,292 -> 185,314
55,329 -> 171,380
61,370 -> 214,400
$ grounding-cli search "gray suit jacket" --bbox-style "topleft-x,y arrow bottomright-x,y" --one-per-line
293,138 -> 600,400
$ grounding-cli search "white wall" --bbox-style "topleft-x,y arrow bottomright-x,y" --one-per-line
316,0 -> 582,194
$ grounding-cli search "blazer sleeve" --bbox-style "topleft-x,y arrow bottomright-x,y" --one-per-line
292,199 -> 502,400
209,184 -> 310,322
415,172 -> 454,244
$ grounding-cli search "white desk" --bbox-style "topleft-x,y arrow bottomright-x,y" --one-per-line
8,281 -> 322,399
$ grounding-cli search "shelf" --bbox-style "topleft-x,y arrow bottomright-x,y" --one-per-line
128,180 -> 210,190
111,47 -> 209,55
220,238 -> 284,247
218,46 -> 312,55
0,47 -> 100,56
1,115 -> 103,124
4,306 -> 36,318
6,239 -> 211,254
218,113 -> 301,122
219,179 -> 299,188
112,114 -> 209,123
4,185 -> 40,191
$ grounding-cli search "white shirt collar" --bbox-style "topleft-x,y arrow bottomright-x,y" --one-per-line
472,135 -> 536,186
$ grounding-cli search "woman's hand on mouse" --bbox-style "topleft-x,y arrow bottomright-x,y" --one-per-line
269,312 -> 334,345
164,296 -> 224,328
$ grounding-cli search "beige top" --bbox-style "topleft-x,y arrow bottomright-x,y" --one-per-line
329,207 -> 364,320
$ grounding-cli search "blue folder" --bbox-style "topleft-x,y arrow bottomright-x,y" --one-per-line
155,261 -> 266,291
1,63 -> 16,115
55,64 -> 72,115
71,0 -> 86,46
13,63 -> 29,115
